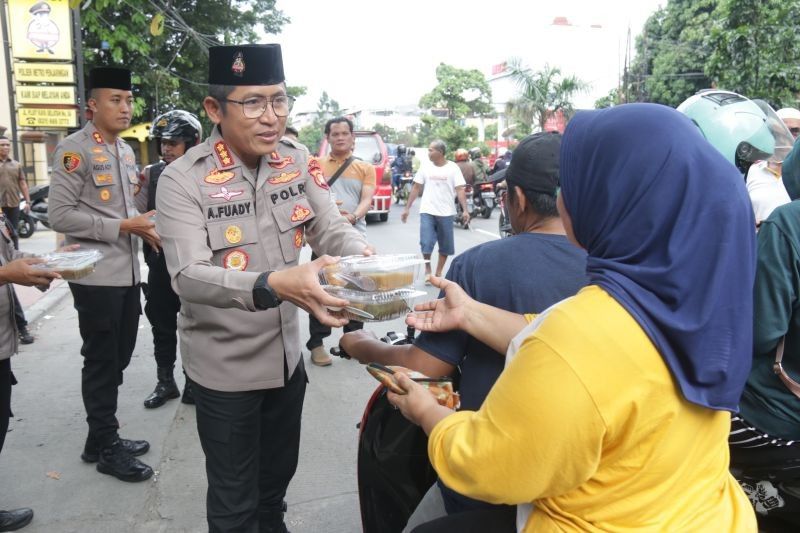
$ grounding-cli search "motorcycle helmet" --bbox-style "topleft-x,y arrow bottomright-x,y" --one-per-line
469,147 -> 482,160
396,144 -> 407,157
455,148 -> 469,162
677,89 -> 794,174
150,110 -> 203,155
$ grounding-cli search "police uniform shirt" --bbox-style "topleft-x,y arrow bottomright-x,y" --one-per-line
156,126 -> 369,392
49,122 -> 143,286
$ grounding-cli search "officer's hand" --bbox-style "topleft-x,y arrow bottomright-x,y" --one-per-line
401,209 -> 410,223
339,330 -> 379,364
121,210 -> 162,252
0,257 -> 60,288
268,255 -> 351,328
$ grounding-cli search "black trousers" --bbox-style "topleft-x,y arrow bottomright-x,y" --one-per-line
194,359 -> 307,533
2,206 -> 20,250
0,359 -> 14,454
70,283 -> 141,448
143,253 -> 181,368
12,290 -> 26,331
411,506 -> 516,533
306,252 -> 362,350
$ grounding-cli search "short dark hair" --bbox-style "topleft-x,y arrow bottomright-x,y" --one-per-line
208,84 -> 237,114
285,125 -> 299,137
508,185 -> 559,218
0,136 -> 9,142
324,116 -> 353,135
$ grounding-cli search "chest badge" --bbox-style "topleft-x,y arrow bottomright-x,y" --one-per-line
214,141 -> 235,169
209,186 -> 244,201
267,152 -> 294,169
223,249 -> 249,271
99,189 -> 111,202
290,204 -> 311,223
95,173 -> 113,184
62,152 -> 81,173
307,158 -> 328,190
225,225 -> 243,244
93,155 -> 109,164
92,131 -> 104,145
267,170 -> 301,185
204,169 -> 235,185
91,147 -> 104,154
294,228 -> 304,248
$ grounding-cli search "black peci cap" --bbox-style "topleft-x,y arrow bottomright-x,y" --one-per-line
88,67 -> 131,91
504,132 -> 561,197
208,44 -> 285,86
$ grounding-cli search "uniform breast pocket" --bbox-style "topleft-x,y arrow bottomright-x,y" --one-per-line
207,217 -> 259,270
272,198 -> 315,264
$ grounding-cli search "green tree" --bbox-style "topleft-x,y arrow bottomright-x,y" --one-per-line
504,61 -> 588,132
81,0 -> 290,122
706,0 -> 800,107
416,116 -> 479,158
419,63 -> 493,120
594,88 -> 622,109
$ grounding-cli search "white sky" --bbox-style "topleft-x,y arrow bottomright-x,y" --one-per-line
266,0 -> 665,113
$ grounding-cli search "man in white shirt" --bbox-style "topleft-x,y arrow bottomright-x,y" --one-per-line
746,160 -> 791,227
401,140 -> 469,282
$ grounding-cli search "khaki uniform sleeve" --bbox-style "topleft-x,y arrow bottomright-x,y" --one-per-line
301,156 -> 370,256
49,141 -> 121,242
134,166 -> 150,214
156,167 -> 261,311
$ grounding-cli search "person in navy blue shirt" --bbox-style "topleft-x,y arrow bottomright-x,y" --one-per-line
340,132 -> 587,531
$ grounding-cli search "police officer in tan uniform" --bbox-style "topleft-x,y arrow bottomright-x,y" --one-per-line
49,67 -> 159,483
157,44 -> 372,533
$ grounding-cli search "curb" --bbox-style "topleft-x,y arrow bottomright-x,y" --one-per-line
25,280 -> 72,326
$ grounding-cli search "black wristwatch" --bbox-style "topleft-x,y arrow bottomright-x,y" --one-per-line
253,271 -> 282,310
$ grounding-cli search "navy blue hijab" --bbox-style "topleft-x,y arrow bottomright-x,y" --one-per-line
559,104 -> 756,411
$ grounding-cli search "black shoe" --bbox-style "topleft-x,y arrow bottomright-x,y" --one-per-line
181,382 -> 195,405
0,508 -> 33,532
259,501 -> 289,533
143,366 -> 180,409
81,437 -> 150,463
95,441 -> 154,482
18,327 -> 33,345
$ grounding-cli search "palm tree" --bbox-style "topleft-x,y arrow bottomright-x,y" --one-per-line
505,59 -> 589,132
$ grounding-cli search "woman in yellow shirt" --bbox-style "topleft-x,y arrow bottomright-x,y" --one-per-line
390,104 -> 758,532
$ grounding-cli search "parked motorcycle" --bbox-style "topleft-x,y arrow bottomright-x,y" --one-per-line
18,184 -> 50,239
394,171 -> 413,205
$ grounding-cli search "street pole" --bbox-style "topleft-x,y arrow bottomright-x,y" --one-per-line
1,0 -> 19,159
73,4 -> 86,128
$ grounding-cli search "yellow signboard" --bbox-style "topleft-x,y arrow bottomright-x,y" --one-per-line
16,85 -> 76,105
17,108 -> 78,128
9,0 -> 73,61
14,62 -> 75,83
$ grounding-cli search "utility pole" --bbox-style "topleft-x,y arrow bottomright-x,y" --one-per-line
73,3 -> 86,127
1,0 -> 19,159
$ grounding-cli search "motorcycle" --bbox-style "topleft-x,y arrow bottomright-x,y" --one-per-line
455,183 -> 495,229
394,171 -> 413,205
331,327 -> 439,533
495,181 -> 513,238
18,184 -> 50,239
475,181 -> 496,218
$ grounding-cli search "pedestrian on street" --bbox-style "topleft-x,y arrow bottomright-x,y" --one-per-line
49,67 -> 160,483
341,132 -> 587,531
0,216 -> 68,532
137,110 -> 202,409
156,44 -> 372,532
0,137 -> 34,345
307,116 -> 375,367
401,140 -> 469,283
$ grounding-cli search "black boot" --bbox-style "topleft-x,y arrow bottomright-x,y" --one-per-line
81,436 -> 150,463
259,501 -> 289,533
96,440 -> 154,482
0,508 -> 33,531
18,326 -> 33,345
143,366 -> 180,409
181,374 -> 195,405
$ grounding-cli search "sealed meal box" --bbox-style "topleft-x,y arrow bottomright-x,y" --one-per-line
34,249 -> 103,280
366,363 -> 460,409
323,286 -> 426,322
319,254 -> 427,291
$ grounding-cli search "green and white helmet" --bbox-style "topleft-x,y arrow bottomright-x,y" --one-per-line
677,89 -> 794,174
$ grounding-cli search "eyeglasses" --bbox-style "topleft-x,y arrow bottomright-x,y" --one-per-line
223,95 -> 295,118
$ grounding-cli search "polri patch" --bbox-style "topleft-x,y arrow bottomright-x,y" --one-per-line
214,141 -> 235,169
307,158 -> 328,190
267,152 -> 294,169
92,131 -> 104,144
204,169 -> 235,185
209,186 -> 244,201
290,204 -> 311,223
99,189 -> 111,202
225,225 -> 243,244
63,152 -> 81,173
223,249 -> 249,271
267,170 -> 301,185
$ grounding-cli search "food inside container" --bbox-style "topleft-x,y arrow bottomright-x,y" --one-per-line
365,363 -> 460,409
319,254 -> 427,291
33,249 -> 103,280
323,286 -> 426,322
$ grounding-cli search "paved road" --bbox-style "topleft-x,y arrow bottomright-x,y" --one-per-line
0,202 -> 502,532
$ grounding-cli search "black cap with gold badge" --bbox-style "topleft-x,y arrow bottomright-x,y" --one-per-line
88,67 -> 132,91
208,44 -> 285,86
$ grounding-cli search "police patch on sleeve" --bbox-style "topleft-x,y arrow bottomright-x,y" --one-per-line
223,249 -> 249,271
307,158 -> 328,190
63,152 -> 82,173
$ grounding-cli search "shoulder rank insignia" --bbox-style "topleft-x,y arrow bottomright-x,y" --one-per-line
63,152 -> 81,173
214,141 -> 235,169
267,152 -> 294,169
92,131 -> 104,145
307,158 -> 328,190
267,170 -> 301,185
290,204 -> 311,223
204,169 -> 235,185
223,249 -> 249,271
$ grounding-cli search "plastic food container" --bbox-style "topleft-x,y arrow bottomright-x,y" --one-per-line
319,254 -> 427,291
34,249 -> 103,280
323,286 -> 427,322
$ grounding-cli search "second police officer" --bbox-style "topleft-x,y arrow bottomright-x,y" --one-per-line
156,44 -> 373,531
137,110 -> 202,408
